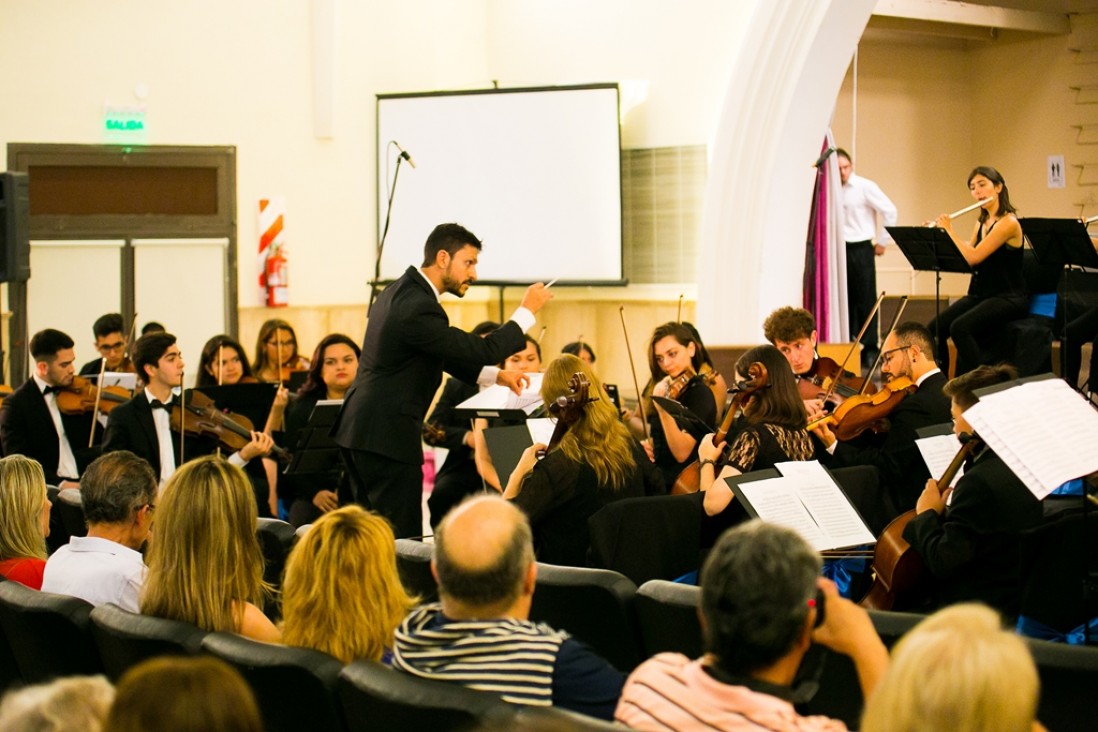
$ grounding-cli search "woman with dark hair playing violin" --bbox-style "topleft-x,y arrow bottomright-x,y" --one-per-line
629,322 -> 718,491
696,344 -> 815,518
501,354 -> 665,566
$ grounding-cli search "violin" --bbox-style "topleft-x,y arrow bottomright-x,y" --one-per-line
171,390 -> 292,463
538,372 -> 595,459
54,376 -> 133,416
422,421 -> 447,447
806,376 -> 916,442
860,434 -> 984,610
796,356 -> 869,404
671,362 -> 768,495
664,369 -> 697,401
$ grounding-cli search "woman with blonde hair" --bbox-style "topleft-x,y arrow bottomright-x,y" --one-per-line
503,354 -> 665,566
862,603 -> 1046,732
281,505 -> 415,663
0,455 -> 51,589
140,456 -> 279,643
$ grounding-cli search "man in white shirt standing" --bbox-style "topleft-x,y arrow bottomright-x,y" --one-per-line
837,149 -> 897,370
42,450 -> 157,612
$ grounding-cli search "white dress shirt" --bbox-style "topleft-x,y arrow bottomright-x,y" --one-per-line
41,535 -> 146,612
145,388 -> 247,486
842,173 -> 898,245
32,374 -> 80,481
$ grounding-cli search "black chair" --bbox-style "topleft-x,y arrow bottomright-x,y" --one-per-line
0,579 -> 23,692
202,632 -> 346,732
46,485 -> 70,554
339,660 -> 515,732
89,603 -> 208,681
1019,508 -> 1098,637
294,523 -> 312,542
530,563 -> 642,671
633,580 -> 703,659
515,705 -> 625,730
55,488 -> 88,539
0,581 -> 102,683
1027,637 -> 1098,732
256,517 -> 296,588
395,538 -> 438,603
587,493 -> 704,586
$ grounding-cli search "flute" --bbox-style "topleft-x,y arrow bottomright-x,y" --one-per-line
926,196 -> 996,228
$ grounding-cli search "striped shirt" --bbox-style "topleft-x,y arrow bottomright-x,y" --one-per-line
616,654 -> 847,732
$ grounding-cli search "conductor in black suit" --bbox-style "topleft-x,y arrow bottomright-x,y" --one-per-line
333,223 -> 553,538
814,322 -> 952,518
0,329 -> 101,487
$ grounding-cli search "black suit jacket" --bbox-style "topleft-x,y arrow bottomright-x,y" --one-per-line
0,378 -> 102,484
828,370 -> 952,513
904,448 -> 1043,616
333,266 -> 526,465
102,392 -> 216,477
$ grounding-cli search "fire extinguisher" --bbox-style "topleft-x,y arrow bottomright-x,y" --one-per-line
265,243 -> 289,307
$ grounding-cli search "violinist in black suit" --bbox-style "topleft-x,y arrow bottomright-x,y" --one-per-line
0,329 -> 101,486
332,223 -> 553,538
102,332 -> 273,487
814,322 -> 952,517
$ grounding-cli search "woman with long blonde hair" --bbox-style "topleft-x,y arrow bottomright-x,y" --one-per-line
502,354 -> 665,566
140,456 -> 279,643
0,455 -> 51,589
281,506 -> 415,663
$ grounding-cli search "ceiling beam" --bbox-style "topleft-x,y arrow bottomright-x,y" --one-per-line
873,0 -> 1071,35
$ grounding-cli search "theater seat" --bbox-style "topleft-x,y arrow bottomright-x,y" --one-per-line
395,538 -> 438,603
0,579 -> 23,692
1026,637 -> 1098,732
0,581 -> 102,683
339,660 -> 515,732
89,603 -> 208,681
530,563 -> 642,671
56,488 -> 88,539
256,517 -> 296,620
202,632 -> 346,732
587,492 -> 704,585
634,580 -> 703,659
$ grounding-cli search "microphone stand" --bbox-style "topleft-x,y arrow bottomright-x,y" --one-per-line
369,145 -> 406,315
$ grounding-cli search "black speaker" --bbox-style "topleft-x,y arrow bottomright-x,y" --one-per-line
0,172 -> 30,282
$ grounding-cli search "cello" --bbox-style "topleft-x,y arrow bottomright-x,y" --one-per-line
670,362 -> 768,495
859,433 -> 984,610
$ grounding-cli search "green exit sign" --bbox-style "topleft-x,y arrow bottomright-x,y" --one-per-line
103,104 -> 148,142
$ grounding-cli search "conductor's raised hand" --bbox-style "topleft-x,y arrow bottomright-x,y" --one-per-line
496,369 -> 530,395
520,282 -> 553,314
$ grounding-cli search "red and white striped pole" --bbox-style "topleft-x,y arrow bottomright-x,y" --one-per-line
258,198 -> 288,307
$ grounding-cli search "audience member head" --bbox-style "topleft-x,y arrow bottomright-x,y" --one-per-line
763,307 -> 818,377
140,456 -> 267,632
90,313 -> 129,371
540,354 -> 635,490
472,320 -> 500,338
968,165 -> 1015,221
30,329 -> 76,388
253,318 -> 302,379
561,340 -> 596,365
433,495 -> 535,619
79,451 -> 157,550
0,455 -> 50,562
298,333 -> 361,400
0,675 -> 113,732
647,322 -> 704,383
700,520 -> 821,678
282,506 -> 415,663
943,363 -> 1018,438
735,344 -> 807,429
131,332 -> 182,392
196,335 -> 253,387
861,604 -> 1039,732
104,656 -> 262,732
880,322 -> 938,382
504,334 -> 542,373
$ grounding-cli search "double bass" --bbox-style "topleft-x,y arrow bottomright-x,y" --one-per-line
859,434 -> 984,610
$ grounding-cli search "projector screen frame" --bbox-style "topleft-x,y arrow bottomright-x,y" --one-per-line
375,83 -> 627,289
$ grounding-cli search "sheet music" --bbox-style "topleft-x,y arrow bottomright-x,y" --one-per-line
735,478 -> 829,551
458,373 -> 544,413
526,418 -> 556,446
91,371 -> 138,390
965,378 -> 1098,499
915,433 -> 965,488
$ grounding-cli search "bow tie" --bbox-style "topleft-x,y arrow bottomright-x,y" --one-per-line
150,398 -> 175,411
42,385 -> 63,396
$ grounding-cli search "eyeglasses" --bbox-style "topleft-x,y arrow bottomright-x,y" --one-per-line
266,340 -> 296,348
97,341 -> 126,353
880,346 -> 910,367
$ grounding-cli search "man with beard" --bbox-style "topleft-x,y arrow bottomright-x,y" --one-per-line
333,223 -> 552,537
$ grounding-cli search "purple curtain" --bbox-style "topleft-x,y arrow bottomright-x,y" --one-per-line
803,137 -> 832,335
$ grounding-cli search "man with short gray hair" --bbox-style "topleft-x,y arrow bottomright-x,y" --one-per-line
391,494 -> 624,720
42,451 -> 157,612
616,521 -> 888,731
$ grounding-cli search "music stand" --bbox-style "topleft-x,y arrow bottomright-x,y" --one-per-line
283,400 -> 345,480
886,226 -> 974,353
1022,218 -> 1098,392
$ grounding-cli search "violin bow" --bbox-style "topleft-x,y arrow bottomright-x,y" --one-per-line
863,296 -> 910,387
676,294 -> 684,323
89,356 -> 107,448
619,306 -> 649,438
217,343 -> 224,387
179,371 -> 186,465
821,291 -> 886,405
276,329 -> 285,386
537,326 -> 547,344
124,312 -> 139,372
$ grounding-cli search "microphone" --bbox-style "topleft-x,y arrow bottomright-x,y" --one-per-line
394,142 -> 416,169
813,147 -> 836,169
